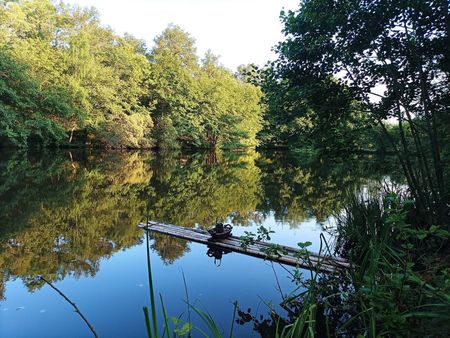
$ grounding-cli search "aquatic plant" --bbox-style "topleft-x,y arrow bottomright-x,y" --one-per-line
144,190 -> 450,337
143,230 -> 238,338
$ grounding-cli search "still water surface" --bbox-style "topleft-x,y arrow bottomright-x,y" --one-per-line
0,150 -> 397,337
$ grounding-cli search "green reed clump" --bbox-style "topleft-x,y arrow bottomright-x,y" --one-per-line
267,192 -> 450,337
332,192 -> 450,336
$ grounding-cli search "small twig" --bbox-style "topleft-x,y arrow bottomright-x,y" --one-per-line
40,276 -> 99,338
277,262 -> 297,281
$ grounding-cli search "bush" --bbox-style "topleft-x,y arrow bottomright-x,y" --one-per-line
153,116 -> 179,150
93,113 -> 153,149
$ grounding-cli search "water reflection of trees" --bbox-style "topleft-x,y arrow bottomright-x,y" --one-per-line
147,150 -> 263,263
0,150 -> 152,299
256,152 -> 402,226
147,151 -> 262,227
0,150 -> 399,300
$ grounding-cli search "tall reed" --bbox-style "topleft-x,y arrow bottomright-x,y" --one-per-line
143,230 -> 238,338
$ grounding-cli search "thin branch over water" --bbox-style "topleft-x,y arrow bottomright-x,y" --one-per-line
40,276 -> 99,338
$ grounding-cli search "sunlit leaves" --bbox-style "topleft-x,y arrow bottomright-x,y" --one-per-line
0,0 -> 153,148
149,25 -> 263,149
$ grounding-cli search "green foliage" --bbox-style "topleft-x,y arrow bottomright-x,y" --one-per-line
272,0 -> 450,225
149,25 -> 263,149
0,2 -> 262,150
259,68 -> 370,152
239,231 -> 256,249
198,52 -> 263,149
0,49 -> 75,146
235,63 -> 261,85
94,112 -> 153,149
239,225 -> 275,250
331,192 -> 450,336
0,0 -> 153,148
236,193 -> 450,337
261,244 -> 288,259
153,116 -> 180,150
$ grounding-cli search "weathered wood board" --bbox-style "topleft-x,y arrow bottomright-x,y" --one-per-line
139,221 -> 350,272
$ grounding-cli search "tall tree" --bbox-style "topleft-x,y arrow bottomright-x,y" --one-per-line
148,25 -> 200,148
149,25 -> 262,149
272,0 -> 450,226
197,51 -> 262,148
0,0 -> 153,148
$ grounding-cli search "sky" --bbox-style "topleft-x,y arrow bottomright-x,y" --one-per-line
64,0 -> 300,71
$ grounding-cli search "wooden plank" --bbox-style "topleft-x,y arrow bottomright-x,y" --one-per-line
146,223 -> 346,271
138,221 -> 350,272
146,221 -> 348,267
139,222 -> 347,271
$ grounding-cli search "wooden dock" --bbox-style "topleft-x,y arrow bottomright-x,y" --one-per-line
139,221 -> 350,272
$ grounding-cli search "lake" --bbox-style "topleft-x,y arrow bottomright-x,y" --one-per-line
0,149 -> 398,337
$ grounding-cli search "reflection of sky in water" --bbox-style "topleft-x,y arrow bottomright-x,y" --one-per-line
0,217 -> 330,338
1,235 -> 302,337
0,150 -> 397,337
228,212 -> 336,253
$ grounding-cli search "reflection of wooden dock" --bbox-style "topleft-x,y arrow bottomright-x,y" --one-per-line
138,221 -> 350,272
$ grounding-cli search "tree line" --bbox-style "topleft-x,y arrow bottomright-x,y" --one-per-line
0,0 -> 262,149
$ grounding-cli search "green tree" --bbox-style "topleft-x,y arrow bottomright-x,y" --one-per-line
148,25 -> 200,148
149,25 -> 263,149
0,50 -> 76,146
197,51 -> 263,148
272,0 -> 450,226
0,0 -> 153,148
259,63 -> 371,152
